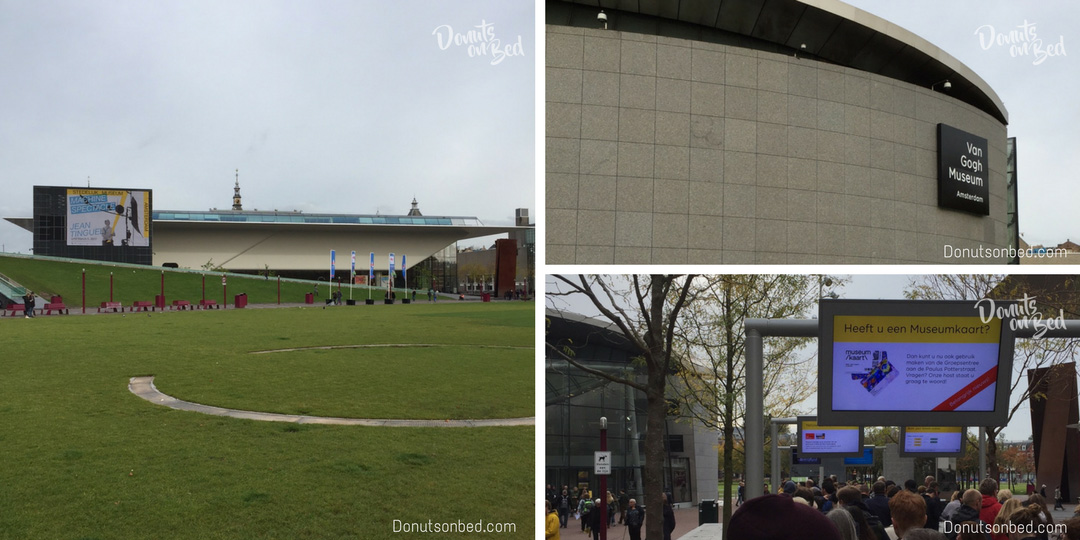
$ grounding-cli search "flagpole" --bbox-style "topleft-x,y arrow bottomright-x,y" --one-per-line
388,253 -> 395,303
368,252 -> 374,302
330,250 -> 336,305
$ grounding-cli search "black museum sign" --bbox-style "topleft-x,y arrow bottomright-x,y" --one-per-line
938,123 -> 989,215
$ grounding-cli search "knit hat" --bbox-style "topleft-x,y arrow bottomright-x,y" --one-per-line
729,494 -> 842,540
783,481 -> 797,494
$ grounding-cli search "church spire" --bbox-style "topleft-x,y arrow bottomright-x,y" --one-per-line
232,169 -> 243,211
407,197 -> 422,216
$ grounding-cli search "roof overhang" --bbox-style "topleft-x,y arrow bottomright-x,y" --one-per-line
544,308 -> 639,353
6,216 -> 525,241
5,217 -> 31,231
552,0 -> 1007,124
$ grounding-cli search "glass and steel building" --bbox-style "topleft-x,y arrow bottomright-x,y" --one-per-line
546,309 -> 718,505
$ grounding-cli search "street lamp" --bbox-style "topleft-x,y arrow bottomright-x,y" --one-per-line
931,79 -> 952,92
600,416 -> 608,540
816,277 -> 839,317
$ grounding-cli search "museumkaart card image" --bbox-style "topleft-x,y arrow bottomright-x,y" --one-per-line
850,351 -> 899,395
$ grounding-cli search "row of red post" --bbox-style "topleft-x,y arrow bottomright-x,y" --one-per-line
79,270 -> 283,313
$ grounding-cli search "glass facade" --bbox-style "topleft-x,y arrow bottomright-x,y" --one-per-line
547,355 -> 650,499
1006,137 -> 1019,264
33,186 -> 153,265
409,244 -> 457,293
153,210 -> 484,227
546,313 -> 701,504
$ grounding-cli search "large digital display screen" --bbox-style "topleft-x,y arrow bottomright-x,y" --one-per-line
797,416 -> 864,457
818,299 -> 1015,427
899,426 -> 966,457
66,189 -> 151,247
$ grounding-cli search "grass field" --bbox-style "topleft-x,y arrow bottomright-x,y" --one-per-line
0,298 -> 534,539
0,254 -> 430,308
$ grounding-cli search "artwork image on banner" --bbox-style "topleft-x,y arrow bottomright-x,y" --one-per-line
66,189 -> 151,247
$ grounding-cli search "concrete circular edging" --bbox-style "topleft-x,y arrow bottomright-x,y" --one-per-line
249,343 -> 532,354
127,376 -> 534,427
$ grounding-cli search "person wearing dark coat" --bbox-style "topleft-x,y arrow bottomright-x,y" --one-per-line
556,489 -> 572,528
23,290 -> 35,318
922,483 -> 944,531
946,489 -> 992,540
663,493 -> 676,540
588,499 -> 602,540
866,481 -> 892,531
837,486 -> 887,540
625,499 -> 644,540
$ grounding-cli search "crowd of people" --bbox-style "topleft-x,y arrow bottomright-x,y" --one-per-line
725,475 -> 1077,540
544,485 -> 674,540
546,476 -> 1077,540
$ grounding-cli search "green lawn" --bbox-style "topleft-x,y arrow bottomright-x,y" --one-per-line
0,299 -> 534,539
0,254 -> 428,308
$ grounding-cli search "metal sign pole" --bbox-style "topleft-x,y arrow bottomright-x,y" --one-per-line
743,319 -> 819,500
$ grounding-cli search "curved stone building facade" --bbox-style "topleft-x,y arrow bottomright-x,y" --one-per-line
545,0 -> 1010,264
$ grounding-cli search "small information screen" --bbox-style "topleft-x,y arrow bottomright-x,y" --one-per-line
900,426 -> 965,457
797,416 -> 863,457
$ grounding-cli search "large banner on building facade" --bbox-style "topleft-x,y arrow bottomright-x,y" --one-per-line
66,189 -> 151,247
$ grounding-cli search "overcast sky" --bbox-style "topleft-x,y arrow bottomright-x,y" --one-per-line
0,0 -> 534,253
844,0 -> 1079,248
547,274 -> 1047,441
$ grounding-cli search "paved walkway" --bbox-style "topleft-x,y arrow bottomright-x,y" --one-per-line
128,376 -> 534,427
6,297 -> 519,318
566,506 -> 707,540
1018,494 -> 1077,526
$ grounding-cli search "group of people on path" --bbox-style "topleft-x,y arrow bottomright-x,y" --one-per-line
545,485 -> 675,540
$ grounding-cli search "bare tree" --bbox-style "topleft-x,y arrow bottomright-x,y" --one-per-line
905,274 -> 1079,483
547,275 -> 696,540
667,275 -> 830,533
